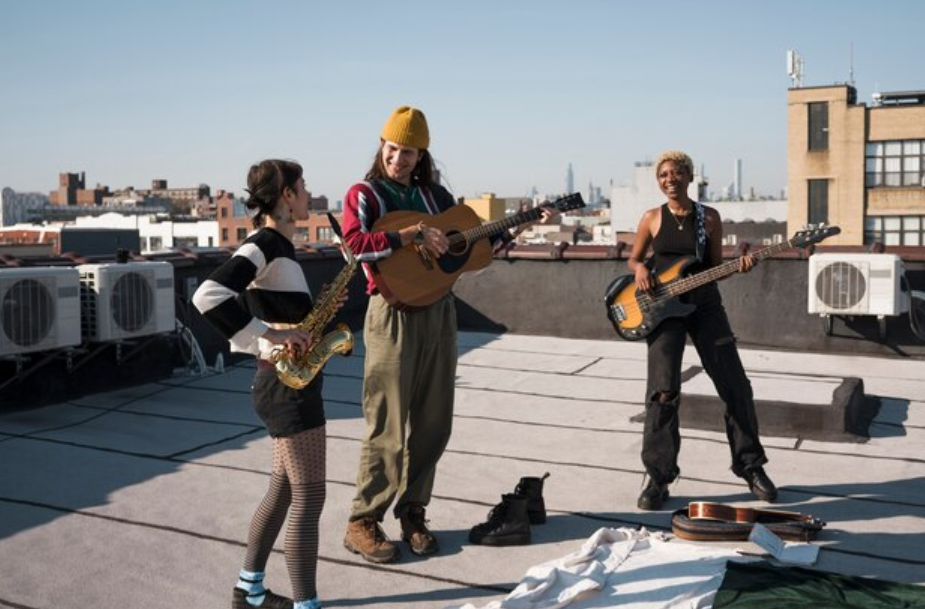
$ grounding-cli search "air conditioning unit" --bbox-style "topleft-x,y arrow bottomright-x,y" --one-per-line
78,261 -> 175,341
0,267 -> 82,356
808,253 -> 907,316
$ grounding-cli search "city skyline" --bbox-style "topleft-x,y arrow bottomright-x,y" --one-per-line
2,1 -> 923,202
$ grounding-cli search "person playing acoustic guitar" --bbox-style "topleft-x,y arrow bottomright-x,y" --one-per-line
340,105 -> 556,563
627,150 -> 777,511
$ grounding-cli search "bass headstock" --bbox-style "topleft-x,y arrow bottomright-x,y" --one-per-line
791,224 -> 841,248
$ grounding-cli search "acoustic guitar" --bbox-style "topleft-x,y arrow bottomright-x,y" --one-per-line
688,501 -> 815,525
370,193 -> 585,308
672,501 -> 825,542
604,224 -> 840,341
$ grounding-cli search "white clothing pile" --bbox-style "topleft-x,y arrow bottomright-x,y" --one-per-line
450,527 -> 756,609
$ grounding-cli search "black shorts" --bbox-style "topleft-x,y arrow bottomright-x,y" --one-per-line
251,369 -> 325,437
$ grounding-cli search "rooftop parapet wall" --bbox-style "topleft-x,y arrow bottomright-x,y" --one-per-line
2,244 -> 924,366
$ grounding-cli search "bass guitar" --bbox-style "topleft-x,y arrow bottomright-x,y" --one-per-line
371,193 -> 585,308
604,224 -> 840,341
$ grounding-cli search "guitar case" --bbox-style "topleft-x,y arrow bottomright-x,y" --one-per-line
671,507 -> 825,542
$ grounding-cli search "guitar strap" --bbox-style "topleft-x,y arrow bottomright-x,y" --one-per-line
369,179 -> 436,214
366,180 -> 397,215
693,201 -> 707,262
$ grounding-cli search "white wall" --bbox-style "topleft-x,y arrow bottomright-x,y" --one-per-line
609,163 -> 784,235
74,213 -> 219,252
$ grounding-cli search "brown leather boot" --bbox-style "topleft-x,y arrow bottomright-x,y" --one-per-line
400,504 -> 439,556
344,516 -> 400,563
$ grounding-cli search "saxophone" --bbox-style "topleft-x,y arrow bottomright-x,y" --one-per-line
269,240 -> 358,390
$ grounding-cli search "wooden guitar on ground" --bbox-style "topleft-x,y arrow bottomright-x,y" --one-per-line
671,501 -> 826,542
604,225 -> 840,341
370,193 -> 585,308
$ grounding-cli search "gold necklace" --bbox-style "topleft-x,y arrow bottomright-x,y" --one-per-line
668,207 -> 690,231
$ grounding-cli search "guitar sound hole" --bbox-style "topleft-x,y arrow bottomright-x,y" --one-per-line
446,231 -> 468,256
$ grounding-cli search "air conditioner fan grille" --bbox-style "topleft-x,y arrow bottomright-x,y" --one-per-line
111,272 -> 154,332
1,279 -> 55,346
816,261 -> 867,310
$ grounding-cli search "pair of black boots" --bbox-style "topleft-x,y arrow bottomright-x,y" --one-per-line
468,473 -> 549,546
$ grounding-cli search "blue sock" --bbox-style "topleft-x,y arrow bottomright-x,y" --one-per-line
236,569 -> 267,606
294,598 -> 321,609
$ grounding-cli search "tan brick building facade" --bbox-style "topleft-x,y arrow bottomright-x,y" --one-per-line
214,191 -> 339,248
788,85 -> 925,246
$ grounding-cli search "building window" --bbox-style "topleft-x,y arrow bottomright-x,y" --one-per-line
865,215 -> 924,246
236,227 -> 247,242
150,236 -> 163,251
221,228 -> 228,241
221,207 -> 228,218
808,102 -> 828,151
866,139 -> 925,187
316,227 -> 334,243
808,179 -> 828,225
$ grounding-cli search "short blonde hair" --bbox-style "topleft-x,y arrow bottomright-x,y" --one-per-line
655,150 -> 694,178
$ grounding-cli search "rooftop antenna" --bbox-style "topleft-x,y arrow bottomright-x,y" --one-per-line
848,42 -> 855,87
787,49 -> 804,88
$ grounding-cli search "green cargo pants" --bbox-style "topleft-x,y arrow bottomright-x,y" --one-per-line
349,293 -> 457,521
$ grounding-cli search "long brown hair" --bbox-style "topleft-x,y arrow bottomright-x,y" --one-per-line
364,141 -> 436,187
244,159 -> 303,229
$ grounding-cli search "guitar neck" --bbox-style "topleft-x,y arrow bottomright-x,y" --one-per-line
666,238 -> 796,297
455,207 -> 547,244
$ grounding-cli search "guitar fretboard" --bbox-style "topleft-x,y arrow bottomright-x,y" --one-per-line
447,206 -> 550,245
660,238 -> 796,299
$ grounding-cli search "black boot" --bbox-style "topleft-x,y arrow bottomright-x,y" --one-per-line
514,472 -> 550,525
469,494 -> 531,546
637,477 -> 669,511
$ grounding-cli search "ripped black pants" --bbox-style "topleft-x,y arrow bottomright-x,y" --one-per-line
641,284 -> 768,485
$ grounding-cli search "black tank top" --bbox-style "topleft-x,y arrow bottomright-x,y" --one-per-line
651,203 -> 708,274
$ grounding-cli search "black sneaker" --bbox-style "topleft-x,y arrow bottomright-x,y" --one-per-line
637,479 -> 669,511
744,467 -> 778,502
232,587 -> 293,609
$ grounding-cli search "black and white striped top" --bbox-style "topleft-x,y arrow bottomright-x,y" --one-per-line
193,228 -> 313,357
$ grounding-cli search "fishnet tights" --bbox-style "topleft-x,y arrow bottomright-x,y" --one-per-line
243,426 -> 326,602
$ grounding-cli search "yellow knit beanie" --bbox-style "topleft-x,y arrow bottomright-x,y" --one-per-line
380,105 -> 430,150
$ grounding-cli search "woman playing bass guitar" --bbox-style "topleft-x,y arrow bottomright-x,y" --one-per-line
628,150 -> 777,511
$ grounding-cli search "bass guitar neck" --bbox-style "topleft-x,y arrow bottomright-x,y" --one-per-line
604,224 -> 841,341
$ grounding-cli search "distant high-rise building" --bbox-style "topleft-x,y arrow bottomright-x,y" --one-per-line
566,163 -> 574,195
733,159 -> 743,200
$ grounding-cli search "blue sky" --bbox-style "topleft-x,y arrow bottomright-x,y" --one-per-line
2,0 -> 922,203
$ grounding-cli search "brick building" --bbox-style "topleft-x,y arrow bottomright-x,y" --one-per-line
214,191 -> 338,248
788,85 -> 925,246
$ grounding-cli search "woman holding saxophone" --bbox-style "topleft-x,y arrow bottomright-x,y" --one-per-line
194,159 -> 340,609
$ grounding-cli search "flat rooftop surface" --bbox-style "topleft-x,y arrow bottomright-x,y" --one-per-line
1,332 -> 924,608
